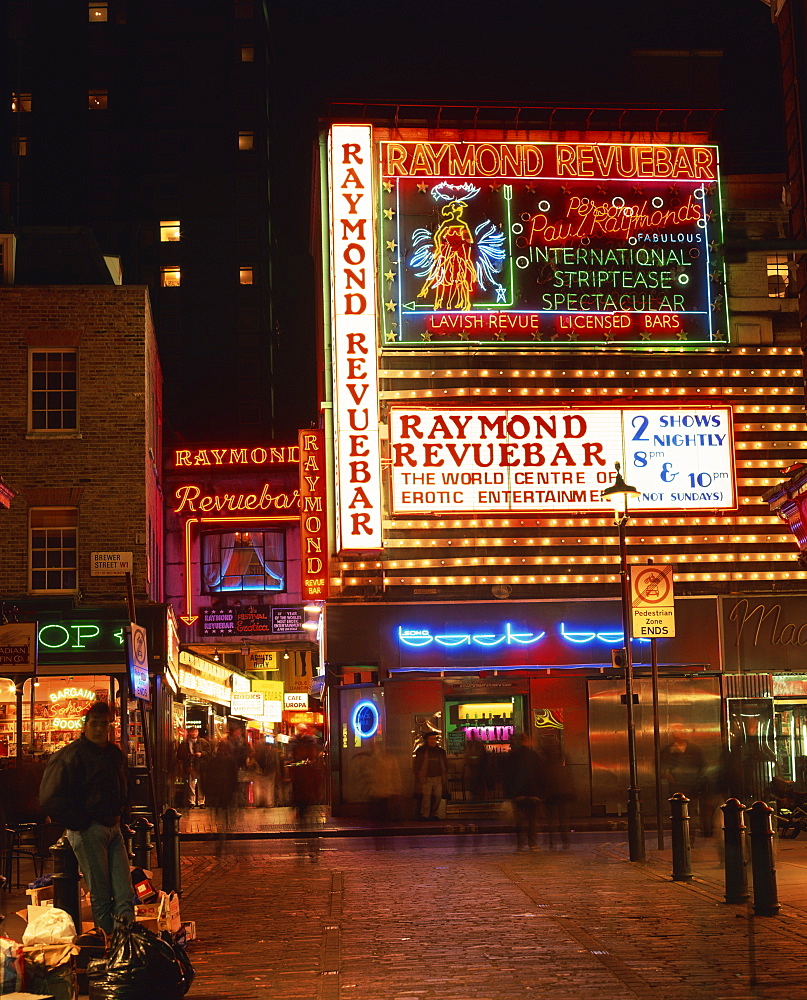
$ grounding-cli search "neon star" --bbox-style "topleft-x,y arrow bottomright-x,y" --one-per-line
385,299 -> 396,312
386,240 -> 397,252
382,181 -> 393,193
420,329 -> 432,341
632,185 -> 644,196
489,182 -> 501,192
384,270 -> 396,282
495,285 -> 507,303
383,208 -> 395,220
417,182 -> 429,193
526,184 -> 538,194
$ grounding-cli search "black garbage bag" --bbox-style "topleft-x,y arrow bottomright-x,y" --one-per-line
87,919 -> 188,1000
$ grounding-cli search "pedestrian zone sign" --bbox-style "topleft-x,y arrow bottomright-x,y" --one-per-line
630,564 -> 675,638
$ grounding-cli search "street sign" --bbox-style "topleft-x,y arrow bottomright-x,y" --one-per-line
630,564 -> 675,638
125,623 -> 151,701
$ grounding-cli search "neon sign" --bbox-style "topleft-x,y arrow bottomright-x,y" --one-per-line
50,686 -> 95,703
398,624 -> 545,648
328,124 -> 382,550
39,623 -> 125,650
377,135 -> 725,348
298,429 -> 329,600
389,405 -> 735,514
172,484 -> 299,514
351,700 -> 380,739
173,445 -> 299,468
398,622 -> 650,648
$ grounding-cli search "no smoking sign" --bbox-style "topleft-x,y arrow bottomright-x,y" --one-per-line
630,565 -> 675,638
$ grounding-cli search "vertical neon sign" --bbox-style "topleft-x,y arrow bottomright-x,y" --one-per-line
329,125 -> 382,550
298,428 -> 329,599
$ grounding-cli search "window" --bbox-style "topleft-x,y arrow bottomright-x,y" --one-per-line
160,220 -> 181,242
202,531 -> 285,593
88,90 -> 108,110
30,508 -> 78,593
240,46 -> 255,62
161,267 -> 181,287
11,93 -> 31,113
88,2 -> 108,20
239,266 -> 253,285
29,350 -> 77,431
238,130 -> 254,151
12,136 -> 27,156
767,254 -> 790,297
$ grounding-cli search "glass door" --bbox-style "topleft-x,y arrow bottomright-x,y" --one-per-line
774,701 -> 807,787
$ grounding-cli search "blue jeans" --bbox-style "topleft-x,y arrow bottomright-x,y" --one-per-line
67,822 -> 134,934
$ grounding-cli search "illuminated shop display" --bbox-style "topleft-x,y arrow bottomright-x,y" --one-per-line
328,125 -> 382,549
350,699 -> 380,739
378,137 -> 725,348
389,405 -> 734,514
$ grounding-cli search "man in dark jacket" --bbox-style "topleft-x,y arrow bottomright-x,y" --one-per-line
39,701 -> 133,934
505,732 -> 544,851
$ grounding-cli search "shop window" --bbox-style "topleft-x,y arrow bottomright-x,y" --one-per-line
239,266 -> 253,285
29,349 -> 78,431
160,220 -> 181,242
202,531 -> 285,593
88,90 -> 108,110
767,254 -> 790,297
89,2 -> 108,20
161,266 -> 181,287
11,93 -> 31,113
12,136 -> 28,156
30,508 -> 78,593
240,46 -> 254,62
238,130 -> 254,151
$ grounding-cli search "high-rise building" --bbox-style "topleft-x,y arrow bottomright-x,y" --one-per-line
0,0 -> 281,443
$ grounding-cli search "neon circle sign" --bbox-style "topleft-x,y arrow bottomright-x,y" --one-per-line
351,700 -> 380,740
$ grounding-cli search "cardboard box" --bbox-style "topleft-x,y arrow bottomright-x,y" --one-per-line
180,920 -> 196,941
25,885 -> 54,906
134,890 -> 181,935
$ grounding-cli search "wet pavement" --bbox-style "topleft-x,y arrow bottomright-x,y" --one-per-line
177,828 -> 807,1000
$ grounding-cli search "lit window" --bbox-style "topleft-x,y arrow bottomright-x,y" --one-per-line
240,46 -> 255,62
767,254 -> 789,297
161,267 -> 181,287
88,2 -> 108,20
88,90 -> 108,110
239,267 -> 253,285
160,220 -> 181,242
11,93 -> 31,113
29,350 -> 77,431
202,531 -> 285,593
238,130 -> 254,150
30,508 -> 78,593
12,136 -> 28,156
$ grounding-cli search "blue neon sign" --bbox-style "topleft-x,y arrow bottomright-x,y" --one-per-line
397,621 -> 651,649
351,700 -> 380,739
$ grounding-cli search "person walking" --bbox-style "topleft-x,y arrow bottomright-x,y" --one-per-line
204,740 -> 239,856
412,731 -> 448,820
176,728 -> 211,807
504,732 -> 544,851
39,701 -> 133,935
539,736 -> 573,849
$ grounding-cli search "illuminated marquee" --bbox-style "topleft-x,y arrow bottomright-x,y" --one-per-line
329,125 -> 382,549
378,137 -> 726,348
173,445 -> 299,468
389,405 -> 735,514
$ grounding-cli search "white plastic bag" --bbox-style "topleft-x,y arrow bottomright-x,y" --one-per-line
22,905 -> 77,945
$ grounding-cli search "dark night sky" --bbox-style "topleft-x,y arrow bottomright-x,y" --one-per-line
268,0 -> 785,431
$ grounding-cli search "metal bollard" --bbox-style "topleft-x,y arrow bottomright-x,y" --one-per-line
669,792 -> 693,881
748,800 -> 780,916
721,798 -> 749,904
160,808 -> 182,896
51,835 -> 82,934
132,816 -> 154,871
122,823 -> 135,864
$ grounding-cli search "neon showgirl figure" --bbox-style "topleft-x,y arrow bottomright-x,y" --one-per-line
410,182 -> 506,310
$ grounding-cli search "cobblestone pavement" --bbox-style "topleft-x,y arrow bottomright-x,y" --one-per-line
179,833 -> 807,1000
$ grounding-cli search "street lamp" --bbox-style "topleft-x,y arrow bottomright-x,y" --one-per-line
601,461 -> 646,862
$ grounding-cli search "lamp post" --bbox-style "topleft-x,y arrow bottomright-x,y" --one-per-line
602,462 -> 646,862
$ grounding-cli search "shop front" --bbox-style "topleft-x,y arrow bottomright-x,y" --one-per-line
722,594 -> 807,795
326,598 -> 723,819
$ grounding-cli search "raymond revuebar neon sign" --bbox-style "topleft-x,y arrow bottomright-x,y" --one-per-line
377,137 -> 726,348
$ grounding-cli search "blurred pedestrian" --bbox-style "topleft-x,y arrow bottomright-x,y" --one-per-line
253,739 -> 281,807
39,701 -> 133,933
661,726 -> 710,835
288,725 -> 324,827
504,732 -> 544,851
539,736 -> 573,849
412,731 -> 448,820
463,732 -> 488,802
176,728 -> 211,807
204,741 -> 239,856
